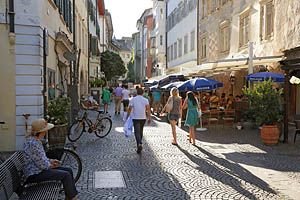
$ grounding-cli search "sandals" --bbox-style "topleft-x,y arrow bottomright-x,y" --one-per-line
172,142 -> 178,146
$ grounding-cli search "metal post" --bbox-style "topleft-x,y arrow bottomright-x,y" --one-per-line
284,69 -> 290,143
248,42 -> 253,88
43,29 -> 48,118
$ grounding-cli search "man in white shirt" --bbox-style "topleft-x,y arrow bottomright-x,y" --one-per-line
127,88 -> 151,153
121,85 -> 130,112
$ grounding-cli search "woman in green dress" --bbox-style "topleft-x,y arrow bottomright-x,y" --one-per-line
102,87 -> 111,113
183,91 -> 199,146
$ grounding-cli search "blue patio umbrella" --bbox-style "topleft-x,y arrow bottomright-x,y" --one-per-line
161,81 -> 184,91
246,72 -> 284,83
150,84 -> 161,91
144,80 -> 158,87
177,78 -> 223,92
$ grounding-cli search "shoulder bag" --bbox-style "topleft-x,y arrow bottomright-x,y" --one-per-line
165,96 -> 174,113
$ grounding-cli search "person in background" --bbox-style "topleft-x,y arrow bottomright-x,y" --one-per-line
209,92 -> 219,110
148,90 -> 153,112
183,92 -> 200,146
226,94 -> 234,109
122,85 -> 130,112
102,87 -> 111,113
152,90 -> 162,115
24,119 -> 78,200
219,93 -> 226,107
126,88 -> 151,153
161,88 -> 182,145
48,84 -> 55,100
114,85 -> 123,114
109,86 -> 114,94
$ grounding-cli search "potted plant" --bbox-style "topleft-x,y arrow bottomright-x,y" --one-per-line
46,97 -> 71,146
243,80 -> 283,145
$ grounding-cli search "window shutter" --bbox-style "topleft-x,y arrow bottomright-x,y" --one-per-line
260,4 -> 264,40
69,0 -> 73,32
266,2 -> 273,37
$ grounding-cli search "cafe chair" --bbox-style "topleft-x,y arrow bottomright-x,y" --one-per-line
207,110 -> 220,131
294,115 -> 300,143
223,109 -> 236,129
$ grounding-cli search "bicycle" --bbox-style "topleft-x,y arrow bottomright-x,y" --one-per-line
22,114 -> 82,183
68,108 -> 112,142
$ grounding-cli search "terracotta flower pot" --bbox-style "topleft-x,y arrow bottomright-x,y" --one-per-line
261,125 -> 279,146
48,124 -> 68,146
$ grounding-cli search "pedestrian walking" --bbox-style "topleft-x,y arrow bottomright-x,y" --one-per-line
102,87 -> 111,113
161,87 -> 182,145
122,85 -> 130,112
152,90 -> 162,115
183,91 -> 199,146
114,85 -> 123,114
126,88 -> 151,153
23,119 -> 78,200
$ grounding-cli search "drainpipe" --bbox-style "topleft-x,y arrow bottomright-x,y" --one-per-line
43,29 -> 48,118
197,0 -> 200,65
73,0 -> 76,84
87,2 -> 90,93
165,1 -> 168,71
8,0 -> 14,33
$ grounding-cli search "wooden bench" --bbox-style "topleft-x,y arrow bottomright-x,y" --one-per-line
0,151 -> 61,200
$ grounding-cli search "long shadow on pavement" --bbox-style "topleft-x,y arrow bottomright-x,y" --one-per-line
176,145 -> 277,200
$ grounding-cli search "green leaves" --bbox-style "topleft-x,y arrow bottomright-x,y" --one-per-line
100,50 -> 127,81
243,80 -> 283,126
46,97 -> 71,125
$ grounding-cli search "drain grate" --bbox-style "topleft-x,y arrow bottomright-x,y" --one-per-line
94,171 -> 126,189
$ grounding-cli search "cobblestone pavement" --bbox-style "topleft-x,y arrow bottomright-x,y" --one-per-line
69,105 -> 300,200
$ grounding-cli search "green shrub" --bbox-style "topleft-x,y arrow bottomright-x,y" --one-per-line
46,97 -> 71,125
243,80 -> 283,126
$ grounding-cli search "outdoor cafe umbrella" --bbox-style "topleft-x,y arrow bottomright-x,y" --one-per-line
161,81 -> 184,91
246,72 -> 284,83
144,80 -> 158,87
150,84 -> 161,91
177,78 -> 223,92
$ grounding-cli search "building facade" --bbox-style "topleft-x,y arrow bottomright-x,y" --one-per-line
117,37 -> 133,80
136,8 -> 153,81
166,0 -> 198,74
0,0 -> 108,151
151,0 -> 167,78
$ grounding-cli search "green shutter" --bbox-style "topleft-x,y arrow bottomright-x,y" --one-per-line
69,0 -> 73,32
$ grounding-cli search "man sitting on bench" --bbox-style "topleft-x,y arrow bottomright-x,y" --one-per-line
23,119 -> 78,200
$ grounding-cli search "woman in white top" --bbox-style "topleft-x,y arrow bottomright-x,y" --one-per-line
161,87 -> 182,145
122,85 -> 131,112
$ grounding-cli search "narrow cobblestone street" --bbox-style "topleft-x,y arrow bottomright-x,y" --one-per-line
71,105 -> 300,200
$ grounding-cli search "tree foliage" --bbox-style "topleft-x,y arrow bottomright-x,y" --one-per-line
100,50 -> 127,81
126,58 -> 135,83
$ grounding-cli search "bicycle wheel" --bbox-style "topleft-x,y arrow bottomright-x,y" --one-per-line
60,149 -> 82,183
94,117 -> 112,138
68,120 -> 85,142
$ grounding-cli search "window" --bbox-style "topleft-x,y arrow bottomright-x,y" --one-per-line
200,35 -> 207,59
48,69 -> 56,100
220,22 -> 230,53
54,0 -> 73,32
239,12 -> 250,47
184,34 -> 188,54
160,8 -> 163,19
201,0 -> 207,19
167,47 -> 171,61
178,38 -> 183,57
190,31 -> 195,51
174,42 -> 177,59
160,35 -> 163,46
260,0 -> 274,40
171,44 -> 174,61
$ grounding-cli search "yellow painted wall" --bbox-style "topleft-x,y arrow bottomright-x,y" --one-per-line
0,24 -> 16,151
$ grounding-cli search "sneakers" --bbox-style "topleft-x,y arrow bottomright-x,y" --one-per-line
118,112 -> 120,115
137,145 -> 142,153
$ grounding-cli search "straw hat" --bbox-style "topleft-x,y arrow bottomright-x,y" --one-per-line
31,119 -> 54,134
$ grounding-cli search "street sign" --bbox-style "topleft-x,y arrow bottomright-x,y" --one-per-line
63,52 -> 76,61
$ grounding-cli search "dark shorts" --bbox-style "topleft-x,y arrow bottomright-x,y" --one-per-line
123,99 -> 129,107
103,100 -> 109,105
168,113 -> 180,121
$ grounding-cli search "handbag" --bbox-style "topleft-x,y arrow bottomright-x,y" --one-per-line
165,96 -> 174,113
